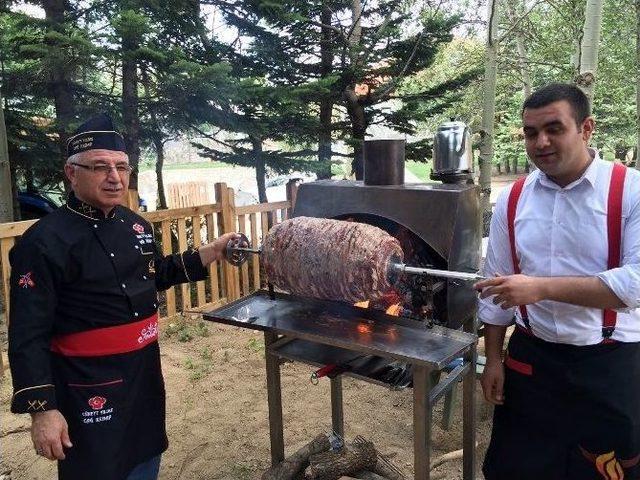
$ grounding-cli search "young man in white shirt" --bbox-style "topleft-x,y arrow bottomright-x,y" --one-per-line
475,83 -> 640,480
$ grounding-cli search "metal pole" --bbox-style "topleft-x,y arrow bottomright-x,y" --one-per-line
264,331 -> 285,465
462,317 -> 478,479
413,364 -> 431,480
330,376 -> 344,438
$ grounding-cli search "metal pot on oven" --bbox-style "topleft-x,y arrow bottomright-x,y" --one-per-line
431,120 -> 473,184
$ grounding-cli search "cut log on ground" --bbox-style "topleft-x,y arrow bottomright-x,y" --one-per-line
372,461 -> 405,480
353,471 -> 391,480
262,433 -> 332,480
305,440 -> 377,480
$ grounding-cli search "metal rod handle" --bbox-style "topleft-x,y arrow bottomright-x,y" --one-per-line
391,263 -> 485,282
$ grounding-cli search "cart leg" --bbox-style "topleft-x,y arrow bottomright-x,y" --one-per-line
413,364 -> 431,480
463,320 -> 478,480
330,376 -> 344,438
264,331 -> 285,465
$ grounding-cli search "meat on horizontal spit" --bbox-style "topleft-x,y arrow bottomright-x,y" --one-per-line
261,216 -> 403,303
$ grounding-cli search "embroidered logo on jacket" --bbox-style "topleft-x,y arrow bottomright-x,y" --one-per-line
87,396 -> 107,410
138,320 -> 158,344
132,223 -> 145,234
18,272 -> 35,288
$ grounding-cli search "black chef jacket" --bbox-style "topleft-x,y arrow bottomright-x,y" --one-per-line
8,192 -> 207,480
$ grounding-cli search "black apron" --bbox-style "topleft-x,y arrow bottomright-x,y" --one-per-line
53,333 -> 168,480
483,327 -> 640,480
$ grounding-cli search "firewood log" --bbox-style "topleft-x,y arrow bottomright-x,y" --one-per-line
262,433 -> 332,480
304,441 -> 377,480
353,471 -> 391,480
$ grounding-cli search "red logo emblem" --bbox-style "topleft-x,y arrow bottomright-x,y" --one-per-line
87,396 -> 107,410
132,223 -> 145,234
18,272 -> 35,288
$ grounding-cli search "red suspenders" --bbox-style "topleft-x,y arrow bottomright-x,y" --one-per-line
603,163 -> 626,341
507,177 -> 530,330
506,163 -> 627,341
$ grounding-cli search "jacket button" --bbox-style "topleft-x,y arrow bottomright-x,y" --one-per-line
110,253 -> 115,257
121,283 -> 126,289
93,224 -> 98,228
134,312 -> 139,317
143,275 -> 147,280
134,245 -> 139,250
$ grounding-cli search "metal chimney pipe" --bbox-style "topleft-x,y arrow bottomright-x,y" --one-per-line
363,139 -> 405,186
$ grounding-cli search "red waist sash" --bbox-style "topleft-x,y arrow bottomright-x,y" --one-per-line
50,313 -> 159,357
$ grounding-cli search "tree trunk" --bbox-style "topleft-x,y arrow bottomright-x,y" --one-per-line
140,68 -> 167,209
347,0 -> 365,180
0,89 -> 13,222
251,136 -> 268,203
507,0 -> 533,174
345,89 -> 366,180
317,1 -> 333,180
636,0 -> 640,170
43,0 -> 75,178
153,134 -> 167,209
479,0 -> 500,235
122,24 -> 141,193
576,0 -> 604,104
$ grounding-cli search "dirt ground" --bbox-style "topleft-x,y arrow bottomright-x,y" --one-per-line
0,315 -> 493,480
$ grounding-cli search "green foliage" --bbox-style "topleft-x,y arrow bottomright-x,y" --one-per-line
164,319 -> 209,342
246,337 -> 265,354
183,355 -> 212,381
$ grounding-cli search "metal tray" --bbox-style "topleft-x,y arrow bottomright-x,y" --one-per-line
202,290 -> 476,369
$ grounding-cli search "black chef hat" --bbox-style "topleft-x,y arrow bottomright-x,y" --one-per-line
66,113 -> 127,157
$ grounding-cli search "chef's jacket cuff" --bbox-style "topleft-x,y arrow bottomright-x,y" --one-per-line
11,384 -> 57,414
181,250 -> 208,282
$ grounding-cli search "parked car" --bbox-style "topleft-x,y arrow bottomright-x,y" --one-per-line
18,191 -> 60,220
237,173 -> 316,205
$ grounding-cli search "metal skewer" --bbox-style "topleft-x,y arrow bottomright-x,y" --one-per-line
390,263 -> 485,283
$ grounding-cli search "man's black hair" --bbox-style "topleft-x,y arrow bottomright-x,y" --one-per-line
521,83 -> 591,126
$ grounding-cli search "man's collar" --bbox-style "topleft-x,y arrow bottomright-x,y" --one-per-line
66,192 -> 117,220
537,148 -> 599,190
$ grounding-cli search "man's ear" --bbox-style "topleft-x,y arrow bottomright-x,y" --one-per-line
581,116 -> 595,143
64,163 -> 77,186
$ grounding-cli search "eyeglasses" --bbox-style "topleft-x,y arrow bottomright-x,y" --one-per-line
70,162 -> 133,175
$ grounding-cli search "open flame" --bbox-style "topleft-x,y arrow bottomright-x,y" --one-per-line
385,303 -> 402,316
354,299 -> 402,317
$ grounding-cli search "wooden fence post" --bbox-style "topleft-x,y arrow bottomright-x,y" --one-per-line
215,183 -> 239,302
286,179 -> 299,218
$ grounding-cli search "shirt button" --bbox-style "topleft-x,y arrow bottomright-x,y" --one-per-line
121,283 -> 126,289
110,253 -> 115,257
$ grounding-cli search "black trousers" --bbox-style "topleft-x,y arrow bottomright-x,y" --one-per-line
483,328 -> 640,480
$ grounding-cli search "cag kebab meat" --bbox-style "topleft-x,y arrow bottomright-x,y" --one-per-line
225,216 -> 483,304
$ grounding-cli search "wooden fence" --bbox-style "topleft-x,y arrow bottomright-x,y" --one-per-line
0,181 -> 298,374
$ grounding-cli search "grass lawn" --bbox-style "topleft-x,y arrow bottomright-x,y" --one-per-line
139,160 -> 432,180
406,161 -> 431,181
139,161 -> 228,172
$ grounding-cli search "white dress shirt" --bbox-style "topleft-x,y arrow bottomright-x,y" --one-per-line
480,150 -> 640,345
